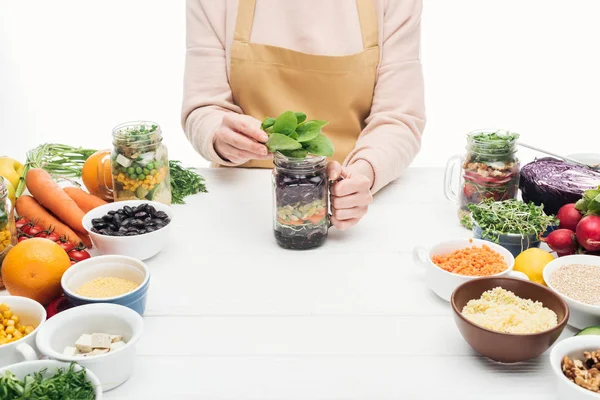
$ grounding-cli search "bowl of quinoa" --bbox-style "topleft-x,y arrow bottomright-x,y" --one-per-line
451,277 -> 569,363
61,255 -> 150,316
543,254 -> 600,329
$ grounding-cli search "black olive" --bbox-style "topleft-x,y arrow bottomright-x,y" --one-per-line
93,222 -> 107,229
134,211 -> 148,219
123,206 -> 134,216
147,205 -> 156,217
125,231 -> 138,236
92,218 -> 105,226
155,211 -> 168,220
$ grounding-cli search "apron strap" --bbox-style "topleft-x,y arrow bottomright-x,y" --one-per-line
234,0 -> 257,43
356,0 -> 379,49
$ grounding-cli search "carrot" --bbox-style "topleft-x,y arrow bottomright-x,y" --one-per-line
26,168 -> 86,233
64,187 -> 108,213
76,231 -> 93,249
15,195 -> 84,246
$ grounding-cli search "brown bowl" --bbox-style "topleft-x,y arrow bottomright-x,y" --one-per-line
451,277 -> 569,363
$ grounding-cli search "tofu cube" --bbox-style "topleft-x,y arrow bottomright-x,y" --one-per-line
75,334 -> 93,353
116,154 -> 132,167
110,340 -> 126,352
110,335 -> 124,343
91,333 -> 111,349
63,346 -> 78,357
87,348 -> 109,357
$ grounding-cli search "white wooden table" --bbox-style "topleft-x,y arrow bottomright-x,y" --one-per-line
2,168 -> 576,399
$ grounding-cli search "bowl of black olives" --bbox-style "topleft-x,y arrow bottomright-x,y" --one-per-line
82,200 -> 174,260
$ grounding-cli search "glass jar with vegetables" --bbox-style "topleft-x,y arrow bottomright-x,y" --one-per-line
264,111 -> 335,250
111,121 -> 172,204
444,130 -> 520,225
0,179 -> 17,288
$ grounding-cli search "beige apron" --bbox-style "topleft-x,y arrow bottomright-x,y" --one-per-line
229,0 -> 380,168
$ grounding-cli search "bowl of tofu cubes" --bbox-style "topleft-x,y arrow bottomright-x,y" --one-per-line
35,303 -> 144,391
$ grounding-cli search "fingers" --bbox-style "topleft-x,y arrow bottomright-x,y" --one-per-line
215,141 -> 272,164
220,127 -> 269,156
331,206 -> 368,221
330,216 -> 360,231
327,161 -> 343,181
330,173 -> 371,197
331,192 -> 373,209
223,114 -> 268,143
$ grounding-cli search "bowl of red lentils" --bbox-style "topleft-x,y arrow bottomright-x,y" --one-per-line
61,255 -> 150,316
543,254 -> 600,330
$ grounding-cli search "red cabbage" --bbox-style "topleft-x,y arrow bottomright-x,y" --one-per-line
519,157 -> 600,215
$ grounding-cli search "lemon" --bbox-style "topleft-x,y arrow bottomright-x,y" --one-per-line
513,248 -> 555,285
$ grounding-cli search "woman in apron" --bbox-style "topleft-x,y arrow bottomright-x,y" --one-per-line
182,0 -> 425,230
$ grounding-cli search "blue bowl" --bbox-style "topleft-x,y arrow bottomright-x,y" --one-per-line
472,224 -> 540,257
61,255 -> 150,316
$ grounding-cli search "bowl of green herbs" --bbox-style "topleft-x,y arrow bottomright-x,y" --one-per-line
0,360 -> 102,399
469,199 -> 558,257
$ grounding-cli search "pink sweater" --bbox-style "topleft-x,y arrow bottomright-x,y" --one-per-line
182,0 -> 425,193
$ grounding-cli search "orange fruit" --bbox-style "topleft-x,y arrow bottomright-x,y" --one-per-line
1,238 -> 72,305
82,150 -> 113,201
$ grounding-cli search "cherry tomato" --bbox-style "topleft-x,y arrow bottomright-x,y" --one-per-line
20,225 -> 32,235
57,241 -> 75,253
15,218 -> 28,230
45,232 -> 61,242
18,236 -> 28,243
28,225 -> 43,236
69,249 -> 91,262
35,232 -> 48,239
70,260 -> 77,265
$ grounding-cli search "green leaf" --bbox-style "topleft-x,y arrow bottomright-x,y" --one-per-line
584,189 -> 600,202
588,193 -> 600,214
289,132 -> 299,140
261,117 -> 275,130
294,112 -> 307,124
266,133 -> 302,152
575,198 -> 589,212
303,134 -> 334,157
296,120 -> 328,142
273,111 -> 298,135
280,149 -> 308,158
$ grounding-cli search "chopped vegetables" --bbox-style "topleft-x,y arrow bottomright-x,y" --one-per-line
468,199 -> 557,242
431,244 -> 507,276
0,303 -> 36,346
0,363 -> 95,400
169,160 -> 207,204
76,277 -> 139,298
65,332 -> 126,357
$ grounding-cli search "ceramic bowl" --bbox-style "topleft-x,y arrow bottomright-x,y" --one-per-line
36,303 -> 144,391
82,200 -> 173,260
550,335 -> 600,400
451,277 -> 569,363
61,255 -> 150,316
472,223 -> 541,257
0,296 -> 46,367
543,254 -> 600,329
413,238 -> 527,301
0,360 -> 103,398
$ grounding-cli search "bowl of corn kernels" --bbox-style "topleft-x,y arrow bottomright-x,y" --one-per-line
0,296 -> 46,367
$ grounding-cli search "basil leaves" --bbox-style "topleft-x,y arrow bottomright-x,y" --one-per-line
262,111 -> 334,158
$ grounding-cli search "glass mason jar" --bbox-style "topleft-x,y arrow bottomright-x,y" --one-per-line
444,129 -> 520,223
272,153 -> 329,249
111,121 -> 172,204
0,179 -> 17,289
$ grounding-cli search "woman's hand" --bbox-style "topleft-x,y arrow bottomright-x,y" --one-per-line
328,160 -> 374,230
214,114 -> 273,164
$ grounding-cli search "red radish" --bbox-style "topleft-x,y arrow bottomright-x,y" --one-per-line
576,215 -> 600,252
542,229 -> 578,256
557,203 -> 583,232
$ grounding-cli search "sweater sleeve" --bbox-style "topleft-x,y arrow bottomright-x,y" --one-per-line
343,0 -> 426,193
182,0 -> 241,166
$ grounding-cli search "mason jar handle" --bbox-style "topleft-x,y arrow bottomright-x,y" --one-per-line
99,152 -> 113,200
444,155 -> 462,204
327,176 -> 344,229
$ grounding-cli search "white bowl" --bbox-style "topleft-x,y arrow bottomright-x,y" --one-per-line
550,335 -> 600,399
413,238 -> 528,301
0,296 -> 46,367
543,254 -> 600,329
36,303 -> 144,391
0,360 -> 103,399
82,200 -> 173,260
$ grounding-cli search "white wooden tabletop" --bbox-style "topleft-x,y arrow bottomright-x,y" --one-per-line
2,168 -> 576,399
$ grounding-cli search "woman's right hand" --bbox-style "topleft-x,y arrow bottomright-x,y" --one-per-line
214,114 -> 272,164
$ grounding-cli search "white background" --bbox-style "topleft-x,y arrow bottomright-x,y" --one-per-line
1,0 -> 599,168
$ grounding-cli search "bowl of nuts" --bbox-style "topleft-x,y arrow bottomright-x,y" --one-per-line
550,335 -> 600,399
82,200 -> 173,260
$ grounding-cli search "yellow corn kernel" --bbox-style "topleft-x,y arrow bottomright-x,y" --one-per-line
6,319 -> 14,327
3,310 -> 12,319
18,326 -> 25,333
12,330 -> 22,339
10,315 -> 19,324
0,337 -> 6,345
24,326 -> 34,334
2,320 -> 8,327
5,334 -> 12,341
5,326 -> 15,334
0,325 -> 4,333
0,304 -> 6,313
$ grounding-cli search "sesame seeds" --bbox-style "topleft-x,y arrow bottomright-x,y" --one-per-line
550,264 -> 600,305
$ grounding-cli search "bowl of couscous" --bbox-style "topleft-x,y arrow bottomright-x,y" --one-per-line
61,255 -> 150,316
451,277 -> 569,363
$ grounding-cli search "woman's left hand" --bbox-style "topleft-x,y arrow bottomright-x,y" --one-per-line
328,160 -> 374,230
